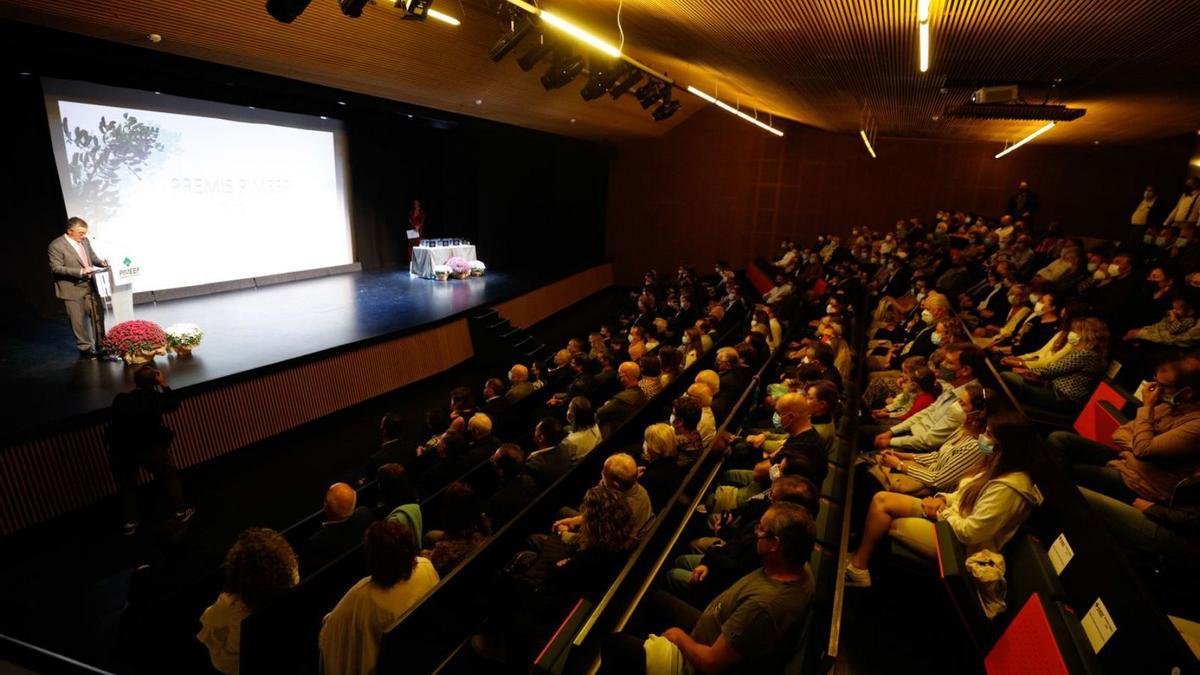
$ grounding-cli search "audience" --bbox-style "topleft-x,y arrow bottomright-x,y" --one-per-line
303,482 -> 373,572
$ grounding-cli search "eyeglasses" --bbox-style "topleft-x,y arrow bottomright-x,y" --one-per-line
754,526 -> 777,540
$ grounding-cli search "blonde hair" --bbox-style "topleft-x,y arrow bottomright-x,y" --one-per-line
1077,317 -> 1110,362
643,423 -> 677,462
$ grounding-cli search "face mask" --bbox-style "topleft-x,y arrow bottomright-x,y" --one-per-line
1144,191 -> 1153,200
1156,237 -> 1169,247
772,412 -> 783,428
628,333 -> 636,343
1092,269 -> 1107,281
750,320 -> 759,327
920,309 -> 935,324
826,304 -> 836,314
1008,295 -> 1021,306
681,336 -> 690,345
1161,388 -> 1190,408
1177,238 -> 1190,247
801,356 -> 811,364
1087,262 -> 1098,272
1108,264 -> 1121,276
768,463 -> 782,482
1067,331 -> 1081,345
870,257 -> 879,264
1033,302 -> 1045,314
1029,293 -> 1040,305
1144,234 -> 1154,244
930,332 -> 943,346
977,435 -> 996,456
916,292 -> 926,302
939,365 -> 958,381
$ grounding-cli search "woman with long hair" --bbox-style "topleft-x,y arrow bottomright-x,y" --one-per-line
845,410 -> 1043,587
424,481 -> 491,576
682,326 -> 705,368
199,528 -> 300,674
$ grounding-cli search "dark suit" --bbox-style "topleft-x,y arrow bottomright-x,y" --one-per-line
527,444 -> 573,488
506,381 -> 536,403
1006,190 -> 1040,218
48,234 -> 107,351
596,387 -> 647,437
302,507 -> 373,572
713,366 -> 752,422
485,473 -> 539,527
107,385 -> 185,524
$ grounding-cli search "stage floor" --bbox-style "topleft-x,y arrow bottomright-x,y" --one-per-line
0,269 -> 528,438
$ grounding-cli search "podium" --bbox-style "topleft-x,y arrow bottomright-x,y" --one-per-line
96,254 -> 142,324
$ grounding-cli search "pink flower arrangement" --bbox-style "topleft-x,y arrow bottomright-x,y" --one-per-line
103,320 -> 167,358
446,256 -> 471,275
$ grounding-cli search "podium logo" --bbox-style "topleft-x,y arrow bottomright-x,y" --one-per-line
118,258 -> 141,279
123,257 -> 132,266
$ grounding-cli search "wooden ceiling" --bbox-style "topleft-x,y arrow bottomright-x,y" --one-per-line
3,0 -> 1200,145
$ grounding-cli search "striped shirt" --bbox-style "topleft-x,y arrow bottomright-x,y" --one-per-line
903,429 -> 984,491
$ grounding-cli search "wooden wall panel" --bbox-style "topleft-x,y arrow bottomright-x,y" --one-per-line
0,266 -> 611,534
606,108 -> 1196,283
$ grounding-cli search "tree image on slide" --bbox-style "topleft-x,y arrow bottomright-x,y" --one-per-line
61,113 -> 164,221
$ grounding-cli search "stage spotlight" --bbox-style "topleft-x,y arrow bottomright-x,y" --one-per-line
517,37 -> 555,71
579,59 -> 627,101
541,51 -> 586,90
266,0 -> 313,23
340,0 -> 369,18
652,89 -> 680,121
635,79 -> 665,109
608,68 -> 644,100
490,13 -> 536,62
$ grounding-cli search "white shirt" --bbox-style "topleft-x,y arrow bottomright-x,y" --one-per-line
197,593 -> 251,675
319,559 -> 439,675
564,424 -> 602,462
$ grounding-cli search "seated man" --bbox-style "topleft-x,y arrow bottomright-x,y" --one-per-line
505,364 -> 535,403
365,412 -> 412,482
563,396 -> 602,462
1048,356 -> 1200,568
527,416 -> 573,488
666,476 -> 818,606
600,503 -> 815,675
555,453 -> 654,537
866,342 -> 982,453
686,382 -> 718,450
596,362 -> 648,438
484,444 -> 539,528
303,483 -> 374,572
462,413 -> 499,467
482,377 -> 512,425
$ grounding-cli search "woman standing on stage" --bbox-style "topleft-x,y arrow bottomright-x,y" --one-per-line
407,199 -> 425,260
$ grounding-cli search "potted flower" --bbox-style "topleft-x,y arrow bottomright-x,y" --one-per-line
433,264 -> 452,281
446,256 -> 471,280
102,320 -> 168,365
165,323 -> 204,356
469,260 -> 486,277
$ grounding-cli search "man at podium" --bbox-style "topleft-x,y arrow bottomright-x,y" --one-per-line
48,217 -> 109,358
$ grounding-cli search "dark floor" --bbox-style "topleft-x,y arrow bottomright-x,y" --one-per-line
0,268 -> 531,438
0,285 -> 630,673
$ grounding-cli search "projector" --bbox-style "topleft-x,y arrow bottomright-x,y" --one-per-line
971,85 -> 1019,104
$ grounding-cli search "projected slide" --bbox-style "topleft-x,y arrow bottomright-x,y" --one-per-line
44,79 -> 353,293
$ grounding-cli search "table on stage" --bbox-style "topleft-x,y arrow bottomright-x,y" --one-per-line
409,243 -> 477,278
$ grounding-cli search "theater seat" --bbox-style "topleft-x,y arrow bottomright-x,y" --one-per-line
986,593 -> 1102,675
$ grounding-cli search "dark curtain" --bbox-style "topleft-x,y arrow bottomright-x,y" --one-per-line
2,73 -> 69,320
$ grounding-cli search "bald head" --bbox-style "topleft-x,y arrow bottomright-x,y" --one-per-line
467,413 -> 492,440
775,393 -> 811,434
509,364 -> 529,383
603,452 -> 639,491
695,369 -> 720,395
618,361 -> 641,388
324,482 -> 357,521
554,349 -> 571,367
686,382 -> 713,408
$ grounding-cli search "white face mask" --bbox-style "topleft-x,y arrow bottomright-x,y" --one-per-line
1067,331 -> 1081,345
768,463 -> 782,482
1177,238 -> 1190,247
1086,262 -> 1098,272
826,304 -> 836,314
1156,236 -> 1168,246
1033,301 -> 1045,314
1107,263 -> 1121,276
921,309 -> 934,324
1029,293 -> 1040,305
681,336 -> 690,345
1092,269 -> 1107,281
1144,234 -> 1154,244
930,332 -> 943,346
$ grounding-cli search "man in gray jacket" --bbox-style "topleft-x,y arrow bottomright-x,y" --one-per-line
48,217 -> 109,357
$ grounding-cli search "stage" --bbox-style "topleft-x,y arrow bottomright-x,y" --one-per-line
0,268 -> 528,439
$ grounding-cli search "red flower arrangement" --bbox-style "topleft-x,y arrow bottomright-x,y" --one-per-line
102,320 -> 168,359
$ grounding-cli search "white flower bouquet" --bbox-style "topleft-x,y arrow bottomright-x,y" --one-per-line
165,322 -> 203,354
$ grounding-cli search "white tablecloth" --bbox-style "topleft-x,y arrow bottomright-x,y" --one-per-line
410,245 -> 477,278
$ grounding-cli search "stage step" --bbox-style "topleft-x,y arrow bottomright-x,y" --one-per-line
472,309 -> 498,322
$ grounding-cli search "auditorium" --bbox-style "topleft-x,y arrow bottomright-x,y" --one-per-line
1,1 -> 1199,673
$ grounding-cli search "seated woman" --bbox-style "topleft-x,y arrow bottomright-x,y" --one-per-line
863,384 -> 988,497
973,283 -> 1032,342
845,410 -> 1043,587
658,345 -> 683,386
447,386 -> 477,432
1001,290 -> 1062,358
423,481 -> 490,577
199,528 -> 300,675
998,318 -> 1077,374
640,423 -> 685,510
1001,317 -> 1109,415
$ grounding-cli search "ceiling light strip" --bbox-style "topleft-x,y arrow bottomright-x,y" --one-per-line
505,0 -> 672,83
426,8 -> 460,26
686,86 -> 784,136
918,0 -> 931,72
859,129 -> 877,158
994,121 -> 1057,159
